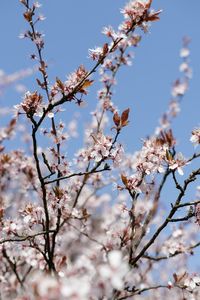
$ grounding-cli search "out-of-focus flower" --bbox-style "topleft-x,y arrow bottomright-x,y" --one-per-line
172,79 -> 188,97
195,203 -> 200,225
180,47 -> 190,58
190,128 -> 200,147
90,133 -> 112,162
98,250 -> 129,290
184,274 -> 200,290
167,152 -> 188,176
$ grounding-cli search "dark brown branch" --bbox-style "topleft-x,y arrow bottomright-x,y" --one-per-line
42,152 -> 55,175
172,171 -> 184,192
175,200 -> 200,209
32,127 -> 55,271
130,168 -> 200,266
187,151 -> 200,163
130,169 -> 171,260
2,248 -> 24,287
118,285 -> 169,299
21,266 -> 32,283
26,1 -> 63,267
0,230 -> 55,244
169,213 -> 194,222
143,241 -> 200,261
44,165 -> 110,185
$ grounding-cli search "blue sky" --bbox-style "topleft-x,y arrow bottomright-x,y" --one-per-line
0,0 -> 200,271
1,0 -> 200,197
0,0 -> 200,155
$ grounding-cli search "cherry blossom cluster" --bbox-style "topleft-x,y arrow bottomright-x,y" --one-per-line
18,90 -> 43,116
173,272 -> 200,292
120,129 -> 185,189
50,66 -> 93,104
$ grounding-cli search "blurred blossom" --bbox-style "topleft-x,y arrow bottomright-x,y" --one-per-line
190,128 -> 200,147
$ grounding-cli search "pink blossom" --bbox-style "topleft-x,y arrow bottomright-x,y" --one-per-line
88,46 -> 104,61
190,128 -> 200,147
90,133 -> 112,162
102,26 -> 118,40
172,79 -> 188,97
98,250 -> 129,290
195,203 -> 200,225
167,152 -> 188,175
51,65 -> 91,100
19,91 -> 43,116
180,47 -> 190,58
184,274 -> 200,290
121,1 -> 147,22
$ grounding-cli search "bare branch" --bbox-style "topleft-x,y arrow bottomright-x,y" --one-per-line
117,285 -> 169,299
44,165 -> 110,185
0,230 -> 55,245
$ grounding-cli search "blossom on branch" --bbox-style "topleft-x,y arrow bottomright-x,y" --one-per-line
190,128 -> 200,147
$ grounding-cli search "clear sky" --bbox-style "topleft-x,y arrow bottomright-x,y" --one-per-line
0,0 -> 200,271
1,1 -> 200,148
1,0 -> 200,197
0,1 -> 200,156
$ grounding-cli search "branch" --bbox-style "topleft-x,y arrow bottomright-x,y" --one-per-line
130,168 -> 200,266
175,200 -> 200,209
66,221 -> 107,252
44,165 -> 110,185
2,247 -> 24,287
0,230 -> 55,245
42,152 -> 55,175
143,240 -> 200,261
172,171 -> 184,192
130,169 -> 171,259
169,213 -> 194,222
187,151 -> 200,163
21,266 -> 32,283
32,127 -> 55,271
118,285 -> 169,299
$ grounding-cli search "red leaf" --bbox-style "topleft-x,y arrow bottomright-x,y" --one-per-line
146,10 -> 162,22
56,77 -> 65,91
121,174 -> 128,187
80,79 -> 94,89
145,0 -> 153,10
113,112 -> 120,127
121,108 -> 130,127
102,43 -> 109,56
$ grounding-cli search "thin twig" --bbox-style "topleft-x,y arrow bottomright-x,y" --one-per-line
117,285 -> 169,299
44,166 -> 110,185
0,230 -> 55,244
143,240 -> 200,261
130,168 -> 200,266
130,169 -> 171,260
2,247 -> 24,287
66,221 -> 108,252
